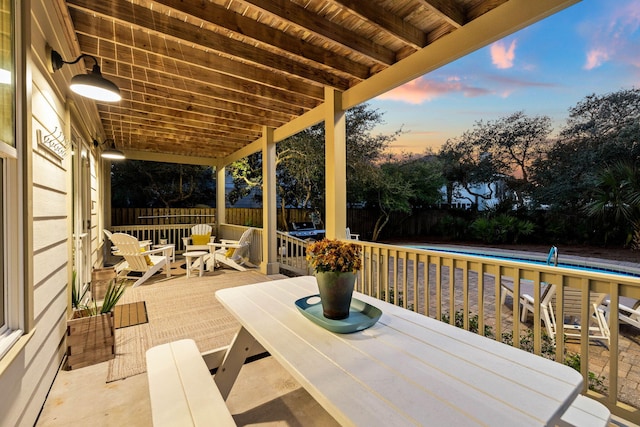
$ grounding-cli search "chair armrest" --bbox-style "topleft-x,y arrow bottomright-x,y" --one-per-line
220,239 -> 240,245
521,294 -> 535,304
144,246 -> 173,256
208,242 -> 243,251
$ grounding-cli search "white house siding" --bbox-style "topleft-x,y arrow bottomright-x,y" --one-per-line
0,1 -> 103,425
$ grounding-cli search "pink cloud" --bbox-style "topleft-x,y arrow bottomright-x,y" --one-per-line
377,76 -> 489,104
585,48 -> 610,70
490,40 -> 517,69
582,1 -> 640,70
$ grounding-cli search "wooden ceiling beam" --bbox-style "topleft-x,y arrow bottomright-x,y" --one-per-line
417,0 -> 466,28
148,0 -> 371,80
332,0 -> 427,49
238,0 -> 396,65
66,0 -> 353,89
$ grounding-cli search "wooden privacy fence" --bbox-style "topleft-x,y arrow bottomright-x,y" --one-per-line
111,207 -> 447,240
111,207 -> 311,229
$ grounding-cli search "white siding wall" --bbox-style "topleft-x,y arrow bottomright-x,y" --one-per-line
0,1 -> 103,425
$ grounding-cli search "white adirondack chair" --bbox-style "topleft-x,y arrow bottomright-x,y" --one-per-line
104,229 -> 151,254
110,233 -> 172,287
182,224 -> 215,252
207,228 -> 254,271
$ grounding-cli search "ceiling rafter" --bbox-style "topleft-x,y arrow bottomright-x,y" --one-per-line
236,0 -> 397,65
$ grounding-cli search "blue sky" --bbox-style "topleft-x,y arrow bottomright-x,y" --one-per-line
371,0 -> 640,155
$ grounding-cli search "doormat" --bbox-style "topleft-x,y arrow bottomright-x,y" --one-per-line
114,301 -> 148,329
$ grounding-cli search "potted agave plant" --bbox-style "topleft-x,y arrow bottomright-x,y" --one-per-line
66,278 -> 126,370
306,239 -> 362,320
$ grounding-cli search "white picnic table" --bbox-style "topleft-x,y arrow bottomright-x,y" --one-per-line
215,276 -> 584,426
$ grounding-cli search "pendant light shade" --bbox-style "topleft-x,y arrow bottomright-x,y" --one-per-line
93,139 -> 125,160
49,47 -> 121,102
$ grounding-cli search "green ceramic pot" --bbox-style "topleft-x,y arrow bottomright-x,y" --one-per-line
315,271 -> 356,320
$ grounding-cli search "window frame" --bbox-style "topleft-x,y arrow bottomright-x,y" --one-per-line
0,0 -> 26,362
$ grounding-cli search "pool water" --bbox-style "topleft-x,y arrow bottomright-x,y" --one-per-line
407,245 -> 640,278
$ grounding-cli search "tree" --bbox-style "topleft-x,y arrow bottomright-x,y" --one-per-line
585,162 -> 640,246
363,153 -> 444,240
439,111 -> 553,208
111,160 -> 215,208
532,88 -> 640,213
226,104 -> 402,228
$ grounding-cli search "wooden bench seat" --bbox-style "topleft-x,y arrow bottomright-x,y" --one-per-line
146,339 -> 236,427
558,394 -> 611,427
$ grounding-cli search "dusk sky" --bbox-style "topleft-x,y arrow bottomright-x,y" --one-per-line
370,0 -> 640,155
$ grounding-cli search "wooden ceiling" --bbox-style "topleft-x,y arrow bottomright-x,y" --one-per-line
59,0 -> 579,161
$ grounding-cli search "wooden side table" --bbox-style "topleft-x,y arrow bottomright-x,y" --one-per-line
183,251 -> 208,278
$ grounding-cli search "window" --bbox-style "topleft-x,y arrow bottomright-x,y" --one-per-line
0,0 -> 14,148
0,0 -> 21,360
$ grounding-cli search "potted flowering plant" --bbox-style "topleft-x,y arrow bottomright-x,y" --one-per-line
306,239 -> 362,319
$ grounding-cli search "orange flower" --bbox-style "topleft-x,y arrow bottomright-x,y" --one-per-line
306,239 -> 362,273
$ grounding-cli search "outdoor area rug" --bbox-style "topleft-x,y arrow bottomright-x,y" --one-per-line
113,301 -> 148,329
106,268 -> 277,382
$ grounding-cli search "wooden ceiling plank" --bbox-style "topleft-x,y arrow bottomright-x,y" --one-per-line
101,113 -> 259,135
116,98 -> 289,129
332,0 -> 427,49
99,107 -> 264,136
102,126 -> 250,149
66,0 -> 353,89
150,0 -> 370,79
416,0 -> 466,28
239,0 -> 396,65
121,150 -> 223,166
100,113 -> 261,139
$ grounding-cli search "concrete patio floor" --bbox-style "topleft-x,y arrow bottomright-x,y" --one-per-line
36,267 -> 338,427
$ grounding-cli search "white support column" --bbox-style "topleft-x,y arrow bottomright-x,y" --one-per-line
324,87 -> 347,240
215,163 -> 226,234
262,127 -> 279,274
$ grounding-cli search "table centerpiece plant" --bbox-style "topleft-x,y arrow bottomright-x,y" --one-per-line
306,238 -> 362,319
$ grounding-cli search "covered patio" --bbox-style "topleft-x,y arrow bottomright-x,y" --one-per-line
11,0 -> 640,426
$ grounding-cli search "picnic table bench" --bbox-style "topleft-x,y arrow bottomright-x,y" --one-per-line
146,339 -> 236,427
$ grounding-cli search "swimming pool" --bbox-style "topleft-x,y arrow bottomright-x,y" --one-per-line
406,245 -> 640,278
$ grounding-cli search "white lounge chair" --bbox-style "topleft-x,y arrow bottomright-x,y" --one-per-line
500,277 -> 549,318
182,224 -> 215,252
521,284 -> 610,345
602,296 -> 640,330
110,233 -> 172,287
207,228 -> 254,271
